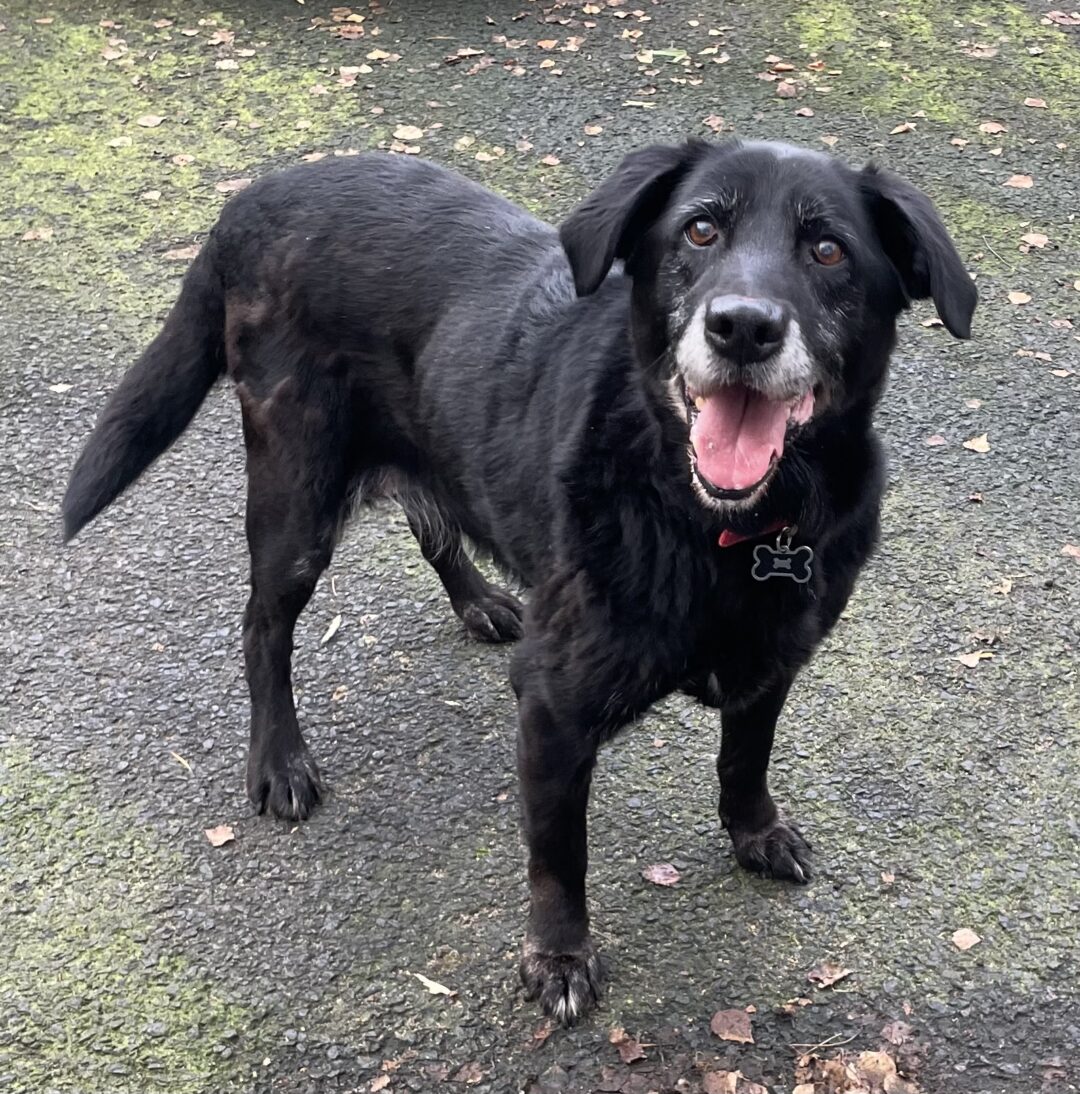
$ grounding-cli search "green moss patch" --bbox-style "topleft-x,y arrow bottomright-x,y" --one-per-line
0,747 -> 250,1093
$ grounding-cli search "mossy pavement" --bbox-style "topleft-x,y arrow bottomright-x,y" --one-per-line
0,2 -> 1077,1092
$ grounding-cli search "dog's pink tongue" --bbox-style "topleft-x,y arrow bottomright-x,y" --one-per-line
691,386 -> 796,491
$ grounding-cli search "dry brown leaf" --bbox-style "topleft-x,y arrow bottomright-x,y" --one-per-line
583,124 -> 603,135
413,972 -> 456,996
704,1072 -> 767,1094
393,124 -> 424,141
320,614 -> 343,645
1007,290 -> 1031,305
1003,174 -> 1033,188
710,1008 -> 754,1043
642,862 -> 680,886
776,80 -> 798,98
703,113 -> 725,132
215,58 -> 238,70
1062,544 -> 1080,561
978,120 -> 1007,134
164,244 -> 201,261
957,649 -> 993,668
1023,96 -> 1047,108
136,114 -> 165,127
820,134 -> 839,147
952,927 -> 981,950
924,434 -> 947,446
792,1086 -> 815,1094
370,1076 -> 390,1093
807,961 -> 852,988
540,154 -> 560,166
795,106 -> 815,117
990,576 -> 1013,595
215,177 -> 253,194
1020,231 -> 1049,247
890,121 -> 917,134
537,39 -> 559,49
171,153 -> 195,166
21,226 -> 54,242
451,1062 -> 484,1084
962,433 -> 991,452
608,1027 -> 647,1064
204,824 -> 235,846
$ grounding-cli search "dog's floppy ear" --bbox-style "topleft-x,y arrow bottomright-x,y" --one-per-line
560,141 -> 703,296
860,166 -> 977,338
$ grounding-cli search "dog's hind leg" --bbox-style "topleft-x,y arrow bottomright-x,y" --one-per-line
404,505 -> 523,643
239,377 -> 350,820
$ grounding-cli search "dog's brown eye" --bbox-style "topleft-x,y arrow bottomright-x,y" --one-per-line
812,238 -> 844,266
685,217 -> 719,247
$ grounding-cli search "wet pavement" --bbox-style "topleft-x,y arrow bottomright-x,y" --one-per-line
1,2 -> 1078,1092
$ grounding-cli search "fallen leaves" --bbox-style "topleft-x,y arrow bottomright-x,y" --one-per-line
609,1027 -> 647,1064
807,961 -> 852,989
924,434 -> 947,447
1007,290 -> 1031,304
215,177 -> 253,194
978,120 -> 1007,134
1020,231 -> 1050,249
204,824 -> 235,846
703,1072 -> 768,1094
952,928 -> 981,951
703,114 -> 725,133
796,1050 -> 922,1094
710,1009 -> 754,1044
21,226 -> 53,242
393,124 -> 424,141
320,614 -> 343,645
776,80 -> 798,98
956,650 -> 993,668
539,154 -> 561,166
1023,96 -> 1047,108
641,862 -> 680,886
163,244 -> 201,261
1045,9 -> 1080,24
890,121 -> 917,135
135,114 -> 165,128
413,972 -> 456,996
1062,544 -> 1080,561
963,433 -> 991,453
1003,174 -> 1033,188
990,576 -> 1013,595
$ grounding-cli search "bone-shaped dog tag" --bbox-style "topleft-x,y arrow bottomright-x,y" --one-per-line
751,529 -> 813,584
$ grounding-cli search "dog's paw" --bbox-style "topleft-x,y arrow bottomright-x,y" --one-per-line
459,585 -> 524,643
730,818 -> 812,883
247,743 -> 323,821
520,941 -> 603,1026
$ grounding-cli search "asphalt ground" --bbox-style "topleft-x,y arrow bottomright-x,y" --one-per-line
1,2 -> 1078,1092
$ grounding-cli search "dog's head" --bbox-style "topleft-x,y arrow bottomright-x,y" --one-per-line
560,139 -> 976,510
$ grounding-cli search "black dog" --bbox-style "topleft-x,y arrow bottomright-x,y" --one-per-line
64,139 -> 975,1024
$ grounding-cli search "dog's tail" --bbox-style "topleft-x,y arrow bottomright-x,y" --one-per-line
62,236 -> 226,542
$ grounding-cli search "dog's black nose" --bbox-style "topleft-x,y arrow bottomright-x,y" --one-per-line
704,295 -> 789,364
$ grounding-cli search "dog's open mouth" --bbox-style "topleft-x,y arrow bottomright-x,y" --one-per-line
682,381 -> 815,498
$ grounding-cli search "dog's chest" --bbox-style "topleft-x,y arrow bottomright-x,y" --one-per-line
694,556 -> 820,696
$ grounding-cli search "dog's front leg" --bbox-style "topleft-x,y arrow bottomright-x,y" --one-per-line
718,677 -> 813,883
516,685 -> 602,1026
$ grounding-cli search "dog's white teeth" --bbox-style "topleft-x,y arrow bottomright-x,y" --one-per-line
694,395 -> 706,411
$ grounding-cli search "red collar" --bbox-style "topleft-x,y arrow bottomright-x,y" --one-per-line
717,519 -> 789,548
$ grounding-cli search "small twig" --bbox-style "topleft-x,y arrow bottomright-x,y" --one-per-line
981,234 -> 1016,273
789,1032 -> 859,1053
